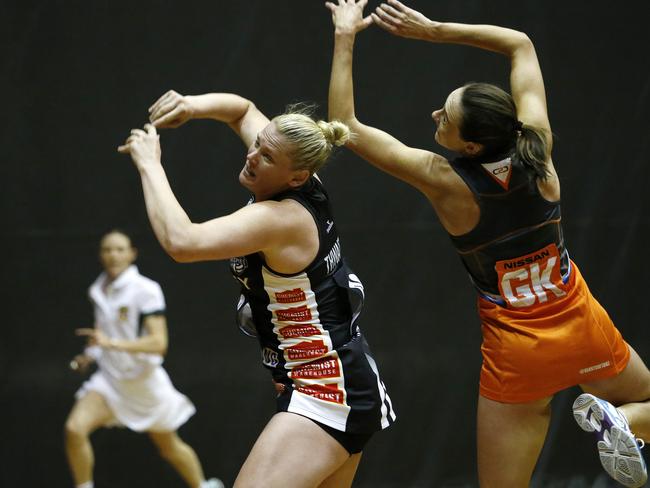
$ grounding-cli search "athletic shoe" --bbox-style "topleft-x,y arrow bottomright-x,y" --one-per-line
202,478 -> 225,488
573,393 -> 647,487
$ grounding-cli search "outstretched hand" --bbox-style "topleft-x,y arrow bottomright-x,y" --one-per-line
117,123 -> 161,170
372,0 -> 434,41
148,90 -> 194,128
325,0 -> 373,35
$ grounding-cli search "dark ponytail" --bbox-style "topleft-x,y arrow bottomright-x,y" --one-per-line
460,82 -> 550,180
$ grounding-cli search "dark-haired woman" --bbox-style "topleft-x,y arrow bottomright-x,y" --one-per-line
326,0 -> 650,486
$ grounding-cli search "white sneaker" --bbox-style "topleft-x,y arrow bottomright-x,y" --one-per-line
573,393 -> 647,487
201,478 -> 225,488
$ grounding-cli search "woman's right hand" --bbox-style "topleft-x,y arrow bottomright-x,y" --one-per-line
325,0 -> 373,36
148,90 -> 195,129
69,353 -> 94,374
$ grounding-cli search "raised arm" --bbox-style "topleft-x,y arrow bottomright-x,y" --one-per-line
148,90 -> 269,148
373,0 -> 551,141
326,0 -> 448,196
117,124 -> 308,264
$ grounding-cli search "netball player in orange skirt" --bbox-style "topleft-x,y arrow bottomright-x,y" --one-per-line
326,0 -> 650,486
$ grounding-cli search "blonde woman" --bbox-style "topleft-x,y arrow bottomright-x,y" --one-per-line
118,91 -> 396,488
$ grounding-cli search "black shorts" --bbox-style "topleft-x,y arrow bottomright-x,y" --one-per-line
310,418 -> 374,454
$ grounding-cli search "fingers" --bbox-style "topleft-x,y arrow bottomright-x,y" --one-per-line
371,12 -> 397,33
375,4 -> 400,26
75,328 -> 94,337
148,89 -> 177,115
117,144 -> 130,153
144,123 -> 157,136
149,98 -> 178,124
152,106 -> 184,128
387,0 -> 407,11
378,3 -> 403,20
325,1 -> 335,12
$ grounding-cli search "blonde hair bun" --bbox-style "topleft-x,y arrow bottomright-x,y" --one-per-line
317,120 -> 351,147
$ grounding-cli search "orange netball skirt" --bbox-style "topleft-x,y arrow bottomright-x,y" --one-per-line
478,261 -> 630,403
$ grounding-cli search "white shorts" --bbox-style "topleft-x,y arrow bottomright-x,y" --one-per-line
76,367 -> 196,432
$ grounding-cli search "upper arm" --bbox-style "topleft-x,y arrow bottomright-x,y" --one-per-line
169,201 -> 299,263
228,103 -> 271,148
509,35 -> 552,143
346,118 -> 449,195
142,314 -> 168,351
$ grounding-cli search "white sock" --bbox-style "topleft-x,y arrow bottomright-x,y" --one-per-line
76,482 -> 94,488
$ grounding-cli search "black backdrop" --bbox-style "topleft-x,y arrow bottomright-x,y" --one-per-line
2,1 -> 649,487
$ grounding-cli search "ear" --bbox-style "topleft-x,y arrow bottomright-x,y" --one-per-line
464,142 -> 484,156
130,247 -> 139,262
288,169 -> 310,188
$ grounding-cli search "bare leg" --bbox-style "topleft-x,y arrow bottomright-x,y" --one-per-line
148,431 -> 206,488
64,391 -> 115,485
581,346 -> 650,440
477,395 -> 552,488
234,412 -> 354,488
318,453 -> 362,488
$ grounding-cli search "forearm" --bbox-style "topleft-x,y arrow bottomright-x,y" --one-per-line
138,163 -> 196,260
422,22 -> 528,57
107,334 -> 167,355
329,33 -> 358,125
186,93 -> 254,124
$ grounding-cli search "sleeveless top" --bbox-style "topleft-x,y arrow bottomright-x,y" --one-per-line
448,152 -> 571,309
229,177 -> 396,433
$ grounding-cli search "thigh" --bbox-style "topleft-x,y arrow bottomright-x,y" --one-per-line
318,453 -> 362,488
477,395 -> 552,488
580,345 -> 650,404
66,391 -> 115,435
234,412 -> 352,488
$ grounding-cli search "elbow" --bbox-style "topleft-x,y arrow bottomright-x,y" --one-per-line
158,338 -> 168,356
512,32 -> 534,53
163,230 -> 197,263
166,245 -> 195,263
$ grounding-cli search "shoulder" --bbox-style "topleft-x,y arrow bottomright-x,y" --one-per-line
247,199 -> 313,228
130,272 -> 165,301
420,154 -> 469,199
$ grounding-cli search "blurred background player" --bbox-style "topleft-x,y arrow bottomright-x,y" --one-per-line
64,229 -> 223,488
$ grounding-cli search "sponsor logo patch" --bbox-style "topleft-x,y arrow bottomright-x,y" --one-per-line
276,305 -> 312,322
297,383 -> 344,404
261,347 -> 279,368
286,340 -> 329,361
230,256 -> 248,275
291,357 -> 341,379
275,288 -> 306,304
279,324 -> 321,339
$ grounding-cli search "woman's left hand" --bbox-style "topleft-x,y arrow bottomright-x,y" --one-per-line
325,0 -> 373,36
117,123 -> 161,170
372,0 -> 435,41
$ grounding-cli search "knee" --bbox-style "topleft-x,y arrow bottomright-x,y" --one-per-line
64,417 -> 90,443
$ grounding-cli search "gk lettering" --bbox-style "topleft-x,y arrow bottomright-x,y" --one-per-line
500,256 -> 566,307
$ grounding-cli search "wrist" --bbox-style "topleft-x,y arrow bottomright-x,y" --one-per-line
137,159 -> 164,174
183,95 -> 198,119
334,29 -> 357,39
